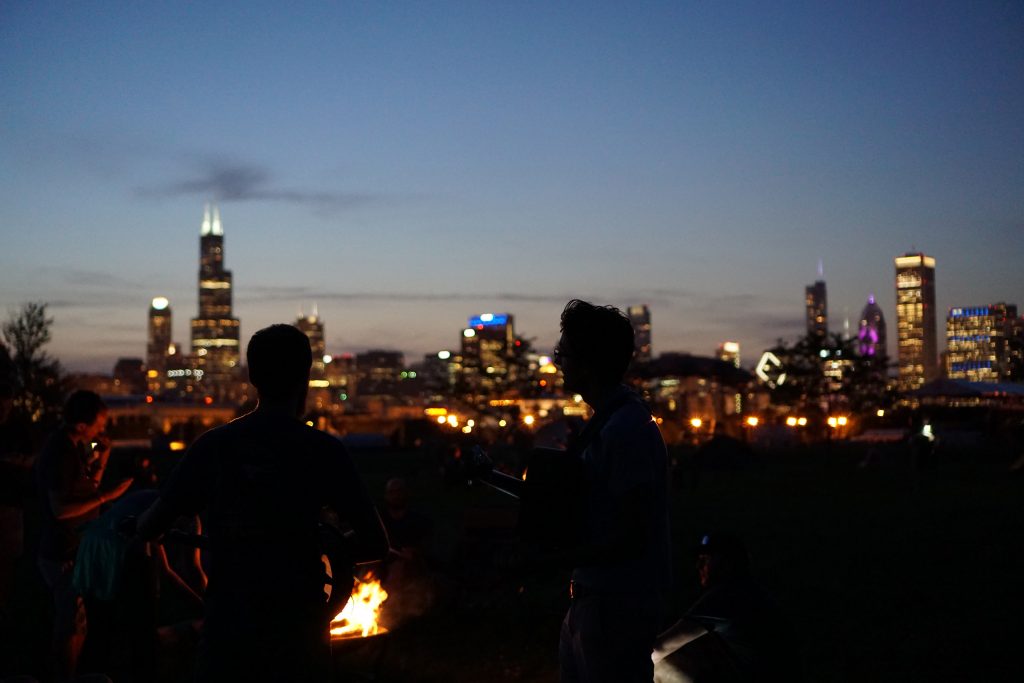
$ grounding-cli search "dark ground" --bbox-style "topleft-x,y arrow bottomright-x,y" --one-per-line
3,439 -> 1022,682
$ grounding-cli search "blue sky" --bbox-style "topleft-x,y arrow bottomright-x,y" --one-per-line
2,1 -> 1022,372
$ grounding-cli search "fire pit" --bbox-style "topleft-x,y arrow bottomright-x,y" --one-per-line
330,573 -> 389,640
329,573 -> 392,680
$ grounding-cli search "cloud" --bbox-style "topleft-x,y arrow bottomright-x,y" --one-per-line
60,268 -> 140,289
137,159 -> 376,211
238,287 -> 574,305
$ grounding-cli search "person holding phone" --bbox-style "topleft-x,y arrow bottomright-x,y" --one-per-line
34,390 -> 132,681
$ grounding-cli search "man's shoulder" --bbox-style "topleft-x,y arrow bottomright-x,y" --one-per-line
601,393 -> 656,434
37,430 -> 75,468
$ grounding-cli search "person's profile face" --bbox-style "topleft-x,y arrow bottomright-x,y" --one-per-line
554,334 -> 584,394
79,410 -> 108,441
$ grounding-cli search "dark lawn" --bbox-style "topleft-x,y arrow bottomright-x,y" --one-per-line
2,442 -> 1021,681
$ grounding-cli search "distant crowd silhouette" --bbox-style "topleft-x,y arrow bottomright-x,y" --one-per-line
2,301 -> 799,683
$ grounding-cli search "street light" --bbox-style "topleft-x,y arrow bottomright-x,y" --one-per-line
690,417 -> 702,429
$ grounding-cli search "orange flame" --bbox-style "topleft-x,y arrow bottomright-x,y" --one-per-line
330,574 -> 389,639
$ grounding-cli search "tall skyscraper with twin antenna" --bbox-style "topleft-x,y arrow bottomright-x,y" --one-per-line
191,204 -> 241,399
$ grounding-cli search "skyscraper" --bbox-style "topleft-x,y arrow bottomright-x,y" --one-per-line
946,303 -> 1017,382
461,313 -> 515,389
805,267 -> 828,345
894,252 -> 938,391
716,341 -> 740,368
146,296 -> 172,393
628,305 -> 652,362
857,294 -> 887,359
190,204 -> 241,399
296,306 -> 326,381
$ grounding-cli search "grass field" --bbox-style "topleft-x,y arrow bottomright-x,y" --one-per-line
3,440 -> 1021,682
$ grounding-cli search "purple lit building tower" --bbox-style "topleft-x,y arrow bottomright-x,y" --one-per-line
857,294 -> 887,359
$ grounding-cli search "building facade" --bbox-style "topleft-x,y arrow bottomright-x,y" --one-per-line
946,303 -> 1018,382
296,307 -> 327,381
146,296 -> 172,393
628,305 -> 652,363
190,204 -> 241,400
460,313 -> 515,391
857,294 -> 887,360
894,252 -> 938,391
805,280 -> 828,345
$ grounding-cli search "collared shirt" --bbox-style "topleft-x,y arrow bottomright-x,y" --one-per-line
571,385 -> 671,612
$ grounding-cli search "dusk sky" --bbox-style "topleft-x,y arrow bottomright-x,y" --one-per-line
2,1 -> 1022,373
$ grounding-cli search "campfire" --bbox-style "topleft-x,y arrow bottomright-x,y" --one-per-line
330,573 -> 389,640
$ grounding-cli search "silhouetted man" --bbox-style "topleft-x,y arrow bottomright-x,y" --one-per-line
138,324 -> 389,682
34,390 -> 133,681
554,300 -> 671,683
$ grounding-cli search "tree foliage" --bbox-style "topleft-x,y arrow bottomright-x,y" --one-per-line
1,302 -> 66,429
768,331 -> 891,414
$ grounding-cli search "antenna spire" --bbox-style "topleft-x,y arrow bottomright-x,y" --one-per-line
817,258 -> 824,279
212,205 -> 223,236
201,203 -> 211,235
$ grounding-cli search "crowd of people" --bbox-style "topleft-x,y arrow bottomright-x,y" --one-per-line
1,301 -> 794,683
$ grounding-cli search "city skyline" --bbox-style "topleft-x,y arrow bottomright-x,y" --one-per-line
2,2 -> 1021,372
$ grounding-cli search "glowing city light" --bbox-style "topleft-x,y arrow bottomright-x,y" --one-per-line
745,417 -> 759,427
151,297 -> 169,310
786,416 -> 798,427
876,409 -> 885,417
690,418 -> 702,429
323,354 -> 333,364
523,415 -> 535,426
463,329 -> 476,338
438,350 -> 451,360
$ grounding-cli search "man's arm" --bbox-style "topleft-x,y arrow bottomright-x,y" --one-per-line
327,446 -> 389,564
48,477 -> 132,521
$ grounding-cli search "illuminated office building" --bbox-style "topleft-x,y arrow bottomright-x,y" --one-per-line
857,294 -> 887,359
717,341 -> 740,368
461,313 -> 515,387
190,204 -> 241,398
717,341 -> 742,414
147,296 -> 173,392
894,252 -> 938,391
355,350 -> 405,397
113,358 -> 146,395
805,279 -> 828,345
628,305 -> 652,362
296,306 -> 327,381
946,303 -> 1017,382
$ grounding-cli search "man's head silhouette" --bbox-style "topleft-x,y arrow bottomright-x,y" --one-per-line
247,324 -> 313,409
556,299 -> 634,395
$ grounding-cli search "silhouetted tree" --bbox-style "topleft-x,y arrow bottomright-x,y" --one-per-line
1,302 -> 66,432
768,332 -> 890,415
